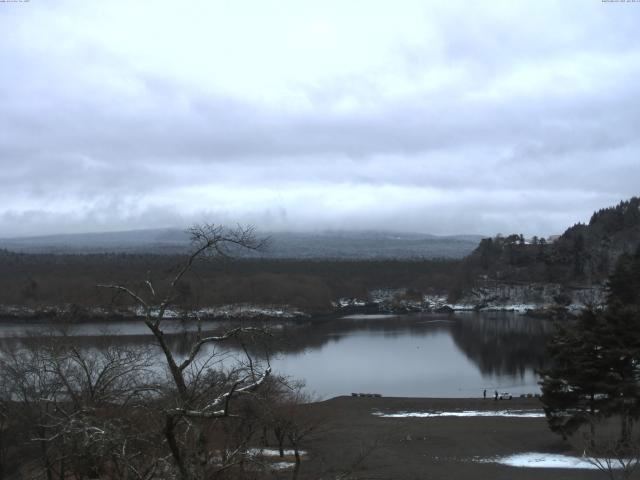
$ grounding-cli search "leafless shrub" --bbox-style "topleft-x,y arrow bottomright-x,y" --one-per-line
582,420 -> 640,480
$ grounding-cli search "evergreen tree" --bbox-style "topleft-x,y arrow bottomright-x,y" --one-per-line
598,245 -> 640,444
607,246 -> 640,308
539,309 -> 609,439
540,246 -> 640,443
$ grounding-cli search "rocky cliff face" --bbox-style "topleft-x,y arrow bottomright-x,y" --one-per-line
336,282 -> 606,316
456,281 -> 605,311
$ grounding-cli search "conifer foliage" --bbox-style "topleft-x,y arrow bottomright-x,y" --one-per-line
540,246 -> 640,444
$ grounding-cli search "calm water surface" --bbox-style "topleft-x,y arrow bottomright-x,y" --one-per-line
269,313 -> 551,398
0,312 -> 552,398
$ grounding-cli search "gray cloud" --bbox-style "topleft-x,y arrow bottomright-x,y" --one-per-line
0,0 -> 639,238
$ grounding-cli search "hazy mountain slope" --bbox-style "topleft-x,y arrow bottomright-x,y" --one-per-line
0,229 -> 483,259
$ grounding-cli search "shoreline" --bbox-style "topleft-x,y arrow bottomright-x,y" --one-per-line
0,301 -> 575,324
317,394 -> 544,409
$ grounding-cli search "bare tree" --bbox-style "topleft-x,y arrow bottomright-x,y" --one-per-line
98,224 -> 272,480
0,331 -> 157,480
0,339 -> 64,480
582,422 -> 640,480
241,376 -> 322,480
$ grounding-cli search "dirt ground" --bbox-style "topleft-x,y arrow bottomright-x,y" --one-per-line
285,396 -> 611,480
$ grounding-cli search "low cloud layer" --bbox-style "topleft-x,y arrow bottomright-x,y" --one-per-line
1,0 -> 639,238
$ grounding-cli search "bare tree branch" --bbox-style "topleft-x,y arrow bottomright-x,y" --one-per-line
178,327 -> 267,372
169,367 -> 272,419
97,284 -> 149,311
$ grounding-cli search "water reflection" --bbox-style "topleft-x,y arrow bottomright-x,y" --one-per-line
450,312 -> 552,377
266,312 -> 551,398
0,313 -> 552,399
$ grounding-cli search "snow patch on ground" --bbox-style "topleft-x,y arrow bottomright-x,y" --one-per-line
335,298 -> 367,308
373,410 -> 545,418
247,448 -> 306,457
488,303 -> 538,312
246,448 -> 306,471
271,462 -> 296,470
484,452 -> 637,469
200,304 -> 308,318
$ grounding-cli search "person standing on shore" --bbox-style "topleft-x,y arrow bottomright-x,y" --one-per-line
483,389 -> 486,399
494,390 -> 498,400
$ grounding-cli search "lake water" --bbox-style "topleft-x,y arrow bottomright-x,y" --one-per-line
0,312 -> 553,399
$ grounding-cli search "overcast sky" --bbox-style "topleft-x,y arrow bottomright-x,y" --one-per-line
1,0 -> 639,238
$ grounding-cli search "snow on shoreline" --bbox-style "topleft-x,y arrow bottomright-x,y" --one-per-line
247,448 -> 306,471
0,303 -> 309,321
247,448 -> 306,457
483,452 -> 637,469
0,287 -> 590,321
336,290 -> 582,314
373,410 -> 545,418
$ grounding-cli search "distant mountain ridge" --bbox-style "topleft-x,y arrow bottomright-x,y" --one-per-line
0,229 -> 484,260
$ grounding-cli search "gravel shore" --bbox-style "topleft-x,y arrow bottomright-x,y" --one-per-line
292,396 -> 604,480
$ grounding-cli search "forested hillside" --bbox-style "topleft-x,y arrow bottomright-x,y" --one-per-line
461,197 -> 640,286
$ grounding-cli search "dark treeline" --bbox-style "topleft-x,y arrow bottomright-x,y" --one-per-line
0,251 -> 460,313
